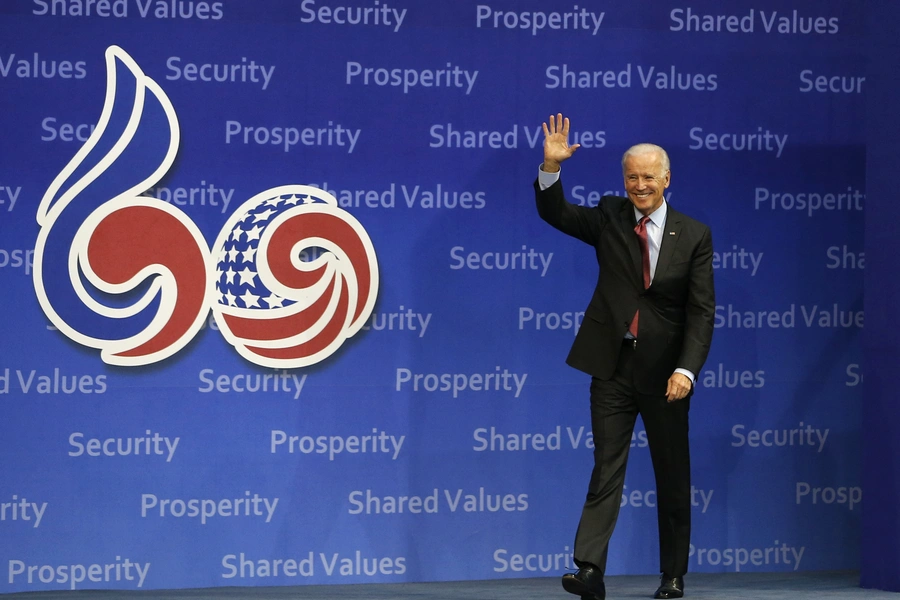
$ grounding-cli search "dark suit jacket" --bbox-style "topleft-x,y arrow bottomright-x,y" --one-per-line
535,178 -> 715,395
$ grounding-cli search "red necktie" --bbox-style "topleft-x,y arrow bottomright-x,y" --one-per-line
628,216 -> 651,338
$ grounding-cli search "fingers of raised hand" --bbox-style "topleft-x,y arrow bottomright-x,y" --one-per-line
544,114 -> 572,140
545,113 -> 567,135
544,115 -> 556,136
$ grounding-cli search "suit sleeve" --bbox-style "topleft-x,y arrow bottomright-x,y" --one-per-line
534,178 -> 605,246
678,225 -> 716,377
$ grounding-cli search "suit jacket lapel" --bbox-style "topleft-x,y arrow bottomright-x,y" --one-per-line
654,209 -> 682,283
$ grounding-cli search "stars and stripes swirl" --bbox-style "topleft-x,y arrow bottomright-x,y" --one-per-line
211,185 -> 379,368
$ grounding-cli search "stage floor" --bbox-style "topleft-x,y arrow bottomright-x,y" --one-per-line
2,570 -> 896,600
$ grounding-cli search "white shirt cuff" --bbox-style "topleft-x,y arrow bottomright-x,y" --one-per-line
538,165 -> 560,190
674,368 -> 695,385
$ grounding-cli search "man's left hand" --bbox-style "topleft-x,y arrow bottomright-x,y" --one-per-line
666,373 -> 692,402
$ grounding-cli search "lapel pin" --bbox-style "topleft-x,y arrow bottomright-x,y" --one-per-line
668,231 -> 675,235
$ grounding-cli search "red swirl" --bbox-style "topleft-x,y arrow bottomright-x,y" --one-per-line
86,205 -> 208,359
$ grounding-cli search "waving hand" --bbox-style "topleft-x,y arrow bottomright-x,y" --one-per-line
542,113 -> 581,172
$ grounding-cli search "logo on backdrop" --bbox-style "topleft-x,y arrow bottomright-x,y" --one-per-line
33,46 -> 378,368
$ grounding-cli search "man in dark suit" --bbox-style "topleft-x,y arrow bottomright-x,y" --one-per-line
534,114 -> 715,600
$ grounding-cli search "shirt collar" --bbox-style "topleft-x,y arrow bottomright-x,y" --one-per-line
633,198 -> 667,229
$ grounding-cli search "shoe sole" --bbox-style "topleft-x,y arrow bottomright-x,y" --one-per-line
561,577 -> 604,600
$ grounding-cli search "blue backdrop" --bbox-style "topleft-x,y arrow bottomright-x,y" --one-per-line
0,0 -> 866,593
861,0 -> 900,591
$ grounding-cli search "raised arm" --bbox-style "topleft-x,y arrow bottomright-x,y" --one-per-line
535,114 -> 604,245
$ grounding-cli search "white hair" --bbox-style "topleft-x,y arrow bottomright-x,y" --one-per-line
622,143 -> 670,174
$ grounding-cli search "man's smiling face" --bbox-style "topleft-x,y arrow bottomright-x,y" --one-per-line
623,151 -> 670,216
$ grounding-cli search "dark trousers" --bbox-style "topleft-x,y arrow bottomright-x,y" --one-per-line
573,340 -> 692,577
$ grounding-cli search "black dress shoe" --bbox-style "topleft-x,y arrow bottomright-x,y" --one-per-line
561,565 -> 605,600
654,574 -> 684,599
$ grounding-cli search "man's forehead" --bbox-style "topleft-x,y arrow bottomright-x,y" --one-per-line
624,156 -> 665,173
